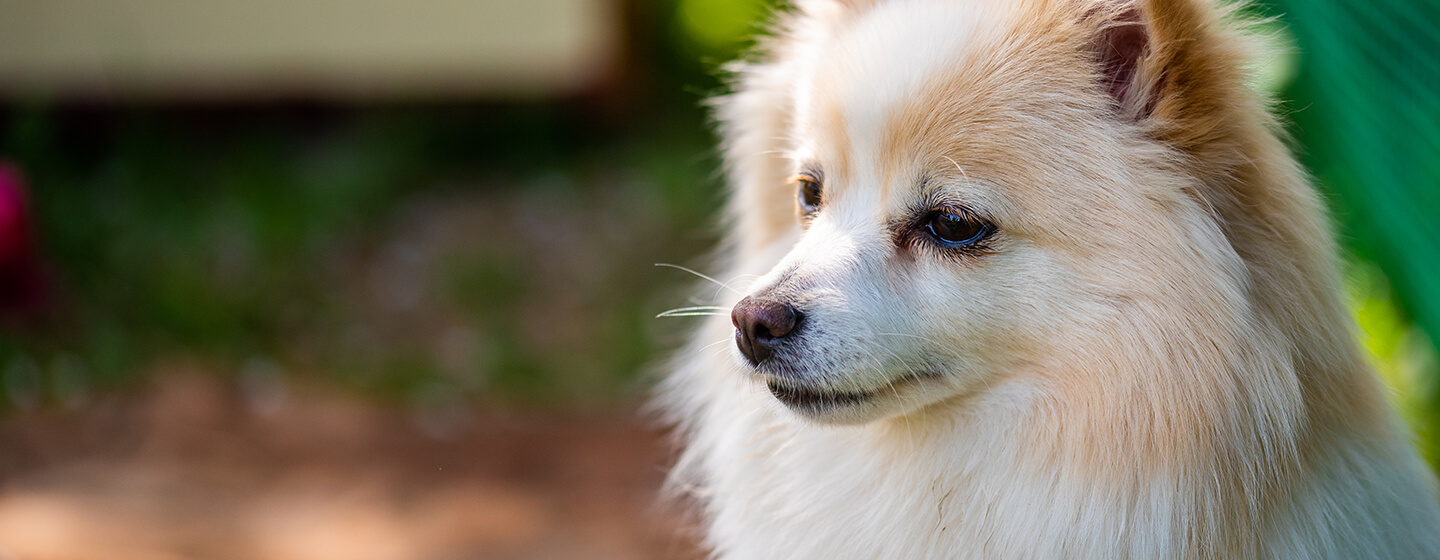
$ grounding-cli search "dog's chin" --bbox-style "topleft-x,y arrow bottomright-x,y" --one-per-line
762,372 -> 939,425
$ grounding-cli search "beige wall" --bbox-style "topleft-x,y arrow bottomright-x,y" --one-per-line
0,0 -> 619,100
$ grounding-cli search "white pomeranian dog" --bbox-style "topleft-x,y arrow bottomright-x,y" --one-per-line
657,0 -> 1440,558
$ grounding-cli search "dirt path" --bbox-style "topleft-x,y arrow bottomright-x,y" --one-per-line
0,372 -> 700,560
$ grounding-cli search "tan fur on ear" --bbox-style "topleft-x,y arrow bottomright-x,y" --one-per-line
1085,0 -> 1263,151
1133,0 -> 1251,157
1089,0 -> 1272,176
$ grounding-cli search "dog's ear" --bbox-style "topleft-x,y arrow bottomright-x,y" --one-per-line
1086,0 -> 1259,154
1087,0 -> 1247,117
1089,6 -> 1153,119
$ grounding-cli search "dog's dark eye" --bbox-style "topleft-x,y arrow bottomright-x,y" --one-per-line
925,211 -> 992,247
797,176 -> 823,215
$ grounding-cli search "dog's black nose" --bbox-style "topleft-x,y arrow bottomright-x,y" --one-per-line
731,296 -> 800,366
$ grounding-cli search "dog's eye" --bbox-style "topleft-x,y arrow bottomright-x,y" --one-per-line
925,211 -> 992,247
796,176 -> 823,215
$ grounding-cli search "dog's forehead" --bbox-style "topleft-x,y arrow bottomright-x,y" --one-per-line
795,0 -> 1054,204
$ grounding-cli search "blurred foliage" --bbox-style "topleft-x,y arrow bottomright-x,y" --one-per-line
1272,0 -> 1440,344
0,0 -> 1436,469
1348,261 -> 1440,466
0,103 -> 724,410
1264,0 -> 1440,467
675,0 -> 774,57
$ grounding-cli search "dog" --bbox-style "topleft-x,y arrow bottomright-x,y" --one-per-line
657,0 -> 1440,557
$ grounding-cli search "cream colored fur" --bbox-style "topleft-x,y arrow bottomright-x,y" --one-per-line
658,0 -> 1440,557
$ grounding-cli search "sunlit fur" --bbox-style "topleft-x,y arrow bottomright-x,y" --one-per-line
657,0 -> 1440,557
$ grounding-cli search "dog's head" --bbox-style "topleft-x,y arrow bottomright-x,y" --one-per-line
724,0 -> 1266,424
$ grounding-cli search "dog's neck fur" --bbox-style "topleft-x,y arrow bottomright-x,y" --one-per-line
661,0 -> 1440,558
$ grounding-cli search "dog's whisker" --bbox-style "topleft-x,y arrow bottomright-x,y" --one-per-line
655,263 -> 742,295
656,312 -> 729,318
710,273 -> 763,300
872,344 -> 934,388
658,305 -> 729,316
866,342 -> 949,411
697,338 -> 733,354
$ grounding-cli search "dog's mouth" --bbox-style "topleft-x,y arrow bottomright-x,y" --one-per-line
766,380 -> 878,411
764,372 -> 937,413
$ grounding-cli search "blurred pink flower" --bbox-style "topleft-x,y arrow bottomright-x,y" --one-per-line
0,162 -> 49,322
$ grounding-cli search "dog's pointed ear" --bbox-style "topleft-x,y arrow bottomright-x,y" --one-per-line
1090,6 -> 1153,119
1085,0 -> 1257,149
